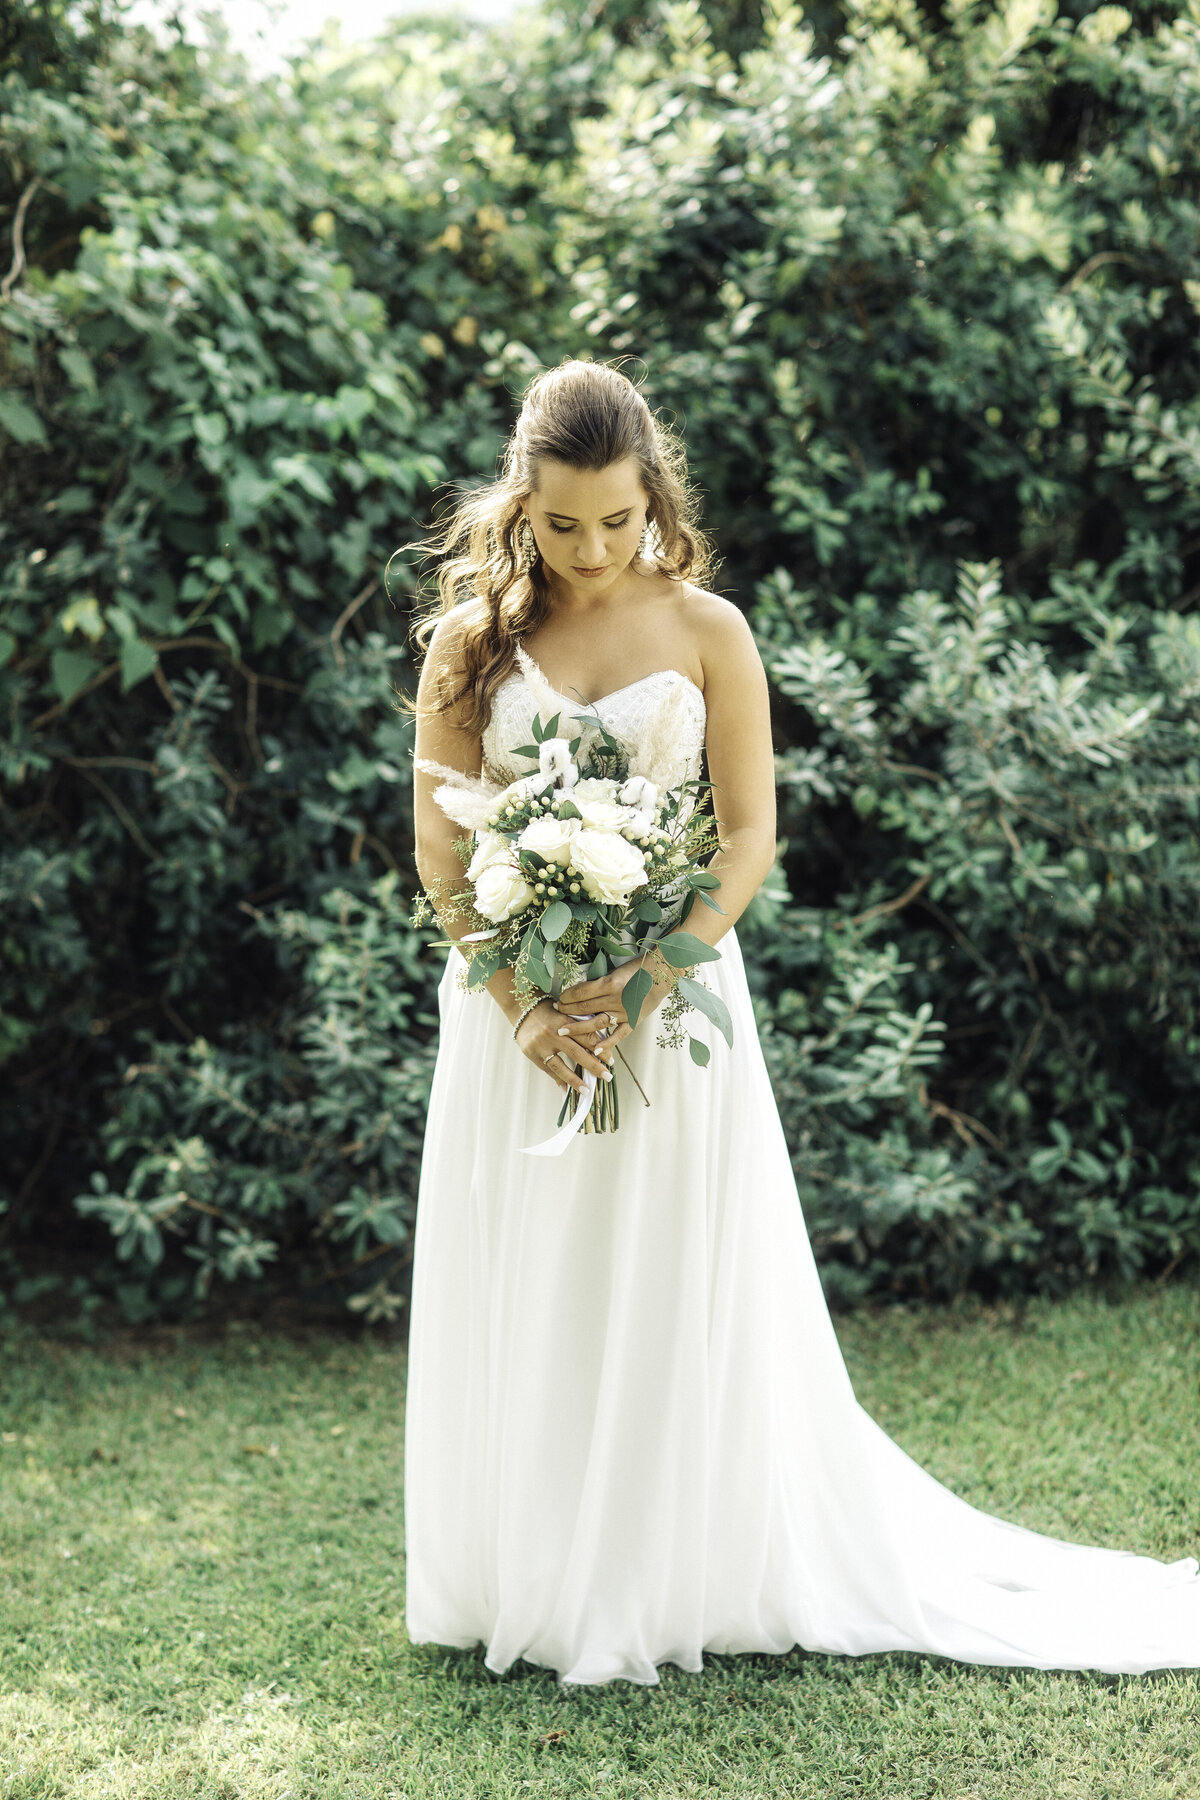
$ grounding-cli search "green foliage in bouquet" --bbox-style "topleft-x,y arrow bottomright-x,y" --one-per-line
417,703 -> 730,1134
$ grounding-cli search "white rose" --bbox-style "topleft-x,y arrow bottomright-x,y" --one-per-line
574,797 -> 634,832
467,830 -> 512,882
474,861 -> 535,922
572,777 -> 619,804
569,828 -> 648,905
517,815 -> 580,867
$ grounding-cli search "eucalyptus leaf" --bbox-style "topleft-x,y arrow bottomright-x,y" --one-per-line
678,976 -> 733,1049
622,966 -> 655,1029
657,933 -> 722,967
541,900 -> 571,941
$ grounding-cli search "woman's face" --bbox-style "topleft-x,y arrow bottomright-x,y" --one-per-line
522,457 -> 649,599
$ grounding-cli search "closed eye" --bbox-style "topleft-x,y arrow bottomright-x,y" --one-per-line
548,514 -> 631,534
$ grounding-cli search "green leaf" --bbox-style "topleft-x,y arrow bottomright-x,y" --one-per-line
512,743 -> 540,760
688,1036 -> 711,1067
50,648 -> 96,705
0,628 -> 15,668
60,597 -> 104,642
541,900 -> 571,941
555,799 -> 582,820
691,872 -> 722,889
466,951 -> 500,989
194,411 -> 228,447
525,939 -> 552,991
271,455 -> 334,504
634,898 -> 662,922
622,966 -> 654,1028
695,889 -> 726,912
678,976 -> 733,1049
119,636 -> 158,694
657,932 -> 722,967
226,466 -> 278,525
0,392 -> 47,447
587,953 -> 608,979
48,485 -> 93,516
211,615 -> 241,658
57,346 -> 96,393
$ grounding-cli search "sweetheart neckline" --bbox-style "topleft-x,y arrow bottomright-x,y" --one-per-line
500,660 -> 706,713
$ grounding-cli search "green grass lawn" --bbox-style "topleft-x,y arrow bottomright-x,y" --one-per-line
1,1278 -> 1198,1800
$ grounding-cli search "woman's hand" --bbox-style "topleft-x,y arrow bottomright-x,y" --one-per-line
551,959 -> 673,1060
514,997 -> 616,1096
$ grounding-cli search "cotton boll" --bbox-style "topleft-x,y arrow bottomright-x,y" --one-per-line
619,775 -> 658,813
538,739 -> 578,790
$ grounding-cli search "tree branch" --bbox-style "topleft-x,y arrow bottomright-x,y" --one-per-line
1,175 -> 42,301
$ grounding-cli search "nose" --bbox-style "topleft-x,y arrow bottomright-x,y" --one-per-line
577,532 -> 606,567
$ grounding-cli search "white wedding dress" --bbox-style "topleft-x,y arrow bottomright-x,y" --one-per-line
403,657 -> 1200,1686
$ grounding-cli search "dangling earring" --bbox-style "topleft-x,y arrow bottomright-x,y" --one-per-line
518,518 -> 538,571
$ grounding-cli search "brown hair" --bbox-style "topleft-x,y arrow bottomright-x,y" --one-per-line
400,357 -> 717,737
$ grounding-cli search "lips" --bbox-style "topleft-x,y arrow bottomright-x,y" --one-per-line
573,565 -> 609,576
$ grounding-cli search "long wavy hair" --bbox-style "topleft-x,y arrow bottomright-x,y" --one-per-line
401,358 -> 718,738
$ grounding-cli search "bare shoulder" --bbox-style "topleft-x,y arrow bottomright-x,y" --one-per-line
679,584 -> 765,694
424,596 -> 486,664
418,598 -> 486,694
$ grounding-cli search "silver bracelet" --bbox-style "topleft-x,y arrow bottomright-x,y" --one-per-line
511,997 -> 548,1040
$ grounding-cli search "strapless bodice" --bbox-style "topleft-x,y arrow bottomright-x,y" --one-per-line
481,661 -> 707,797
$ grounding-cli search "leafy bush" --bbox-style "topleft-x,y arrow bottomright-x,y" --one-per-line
3,0 -> 1200,1321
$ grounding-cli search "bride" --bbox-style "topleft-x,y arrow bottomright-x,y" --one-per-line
405,356 -> 1200,1687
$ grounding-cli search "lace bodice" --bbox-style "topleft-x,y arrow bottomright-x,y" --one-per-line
482,660 -> 708,795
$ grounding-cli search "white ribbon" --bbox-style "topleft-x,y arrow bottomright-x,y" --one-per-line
519,1010 -> 605,1157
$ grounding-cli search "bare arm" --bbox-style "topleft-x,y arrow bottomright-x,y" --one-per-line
413,611 -> 524,1022
671,594 -> 777,950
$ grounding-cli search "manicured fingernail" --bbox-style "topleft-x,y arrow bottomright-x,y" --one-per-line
558,1026 -> 571,1036
601,1070 -> 613,1081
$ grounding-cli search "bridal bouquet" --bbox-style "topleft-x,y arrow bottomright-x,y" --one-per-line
414,677 -> 734,1146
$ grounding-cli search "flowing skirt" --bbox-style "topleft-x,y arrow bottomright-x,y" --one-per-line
403,930 -> 1200,1686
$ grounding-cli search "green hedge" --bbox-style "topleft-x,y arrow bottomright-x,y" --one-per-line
2,0 -> 1199,1325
